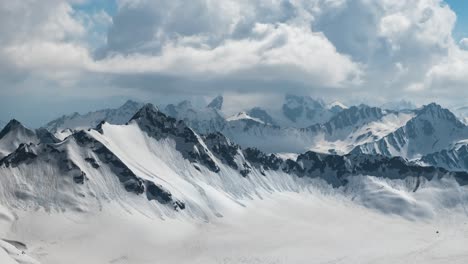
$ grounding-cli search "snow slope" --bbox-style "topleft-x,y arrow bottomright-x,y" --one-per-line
354,103 -> 468,159
1,176 -> 468,264
420,140 -> 468,172
226,112 -> 265,124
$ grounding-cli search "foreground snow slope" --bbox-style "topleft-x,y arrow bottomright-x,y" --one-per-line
1,178 -> 468,264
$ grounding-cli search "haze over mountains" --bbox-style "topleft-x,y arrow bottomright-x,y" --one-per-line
1,94 -> 468,263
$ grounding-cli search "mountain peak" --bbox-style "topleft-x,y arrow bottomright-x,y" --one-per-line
422,102 -> 442,110
0,119 -> 27,139
5,119 -> 22,128
207,95 -> 223,110
417,103 -> 462,125
130,103 -> 162,121
328,101 -> 348,113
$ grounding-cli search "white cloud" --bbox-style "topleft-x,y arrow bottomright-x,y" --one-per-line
379,13 -> 411,49
0,0 -> 468,108
459,38 -> 468,50
92,23 -> 361,88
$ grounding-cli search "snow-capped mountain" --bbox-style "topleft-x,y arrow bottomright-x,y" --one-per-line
304,105 -> 415,154
275,94 -> 339,128
419,140 -> 468,172
44,100 -> 144,134
162,98 -> 226,134
0,119 -> 58,159
327,101 -> 348,113
2,104 -> 464,213
161,96 -> 420,155
220,104 -> 413,154
226,112 -> 265,124
2,103 -> 468,264
353,103 -> 468,159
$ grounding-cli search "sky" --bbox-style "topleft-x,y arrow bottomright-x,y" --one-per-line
1,0 -> 468,127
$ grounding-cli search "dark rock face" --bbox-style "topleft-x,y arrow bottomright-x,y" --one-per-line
85,157 -> 100,169
204,132 -> 239,169
131,104 -> 221,173
326,105 -> 384,131
35,128 -> 60,144
146,181 -> 172,204
73,171 -> 87,184
0,143 -> 37,167
73,130 -> 186,209
0,142 -> 89,186
243,148 -> 282,171
307,105 -> 386,135
421,144 -> 468,172
73,131 -> 145,195
243,145 -> 468,187
145,181 -> 185,210
203,132 -> 254,176
0,119 -> 27,139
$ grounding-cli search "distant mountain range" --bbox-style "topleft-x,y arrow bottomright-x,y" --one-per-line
35,95 -> 468,161
44,100 -> 144,138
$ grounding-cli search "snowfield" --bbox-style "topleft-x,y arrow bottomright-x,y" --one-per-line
1,176 -> 468,264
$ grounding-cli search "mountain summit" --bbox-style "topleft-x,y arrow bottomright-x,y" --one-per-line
207,95 -> 223,110
0,119 -> 58,158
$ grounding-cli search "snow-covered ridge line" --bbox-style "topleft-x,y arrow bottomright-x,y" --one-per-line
0,119 -> 59,159
353,103 -> 468,159
1,104 -> 467,214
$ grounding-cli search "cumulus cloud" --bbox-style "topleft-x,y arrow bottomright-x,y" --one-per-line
92,23 -> 362,88
459,38 -> 468,50
1,0 -> 468,112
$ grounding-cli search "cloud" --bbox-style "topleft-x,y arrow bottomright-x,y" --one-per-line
1,0 -> 468,113
93,23 -> 362,88
459,38 -> 468,50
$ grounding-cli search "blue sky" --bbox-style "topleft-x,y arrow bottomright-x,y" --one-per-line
73,0 -> 117,16
445,0 -> 468,41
